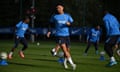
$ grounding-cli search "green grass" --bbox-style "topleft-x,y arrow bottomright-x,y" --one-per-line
0,40 -> 120,72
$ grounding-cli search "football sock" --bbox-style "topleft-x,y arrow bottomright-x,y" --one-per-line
52,48 -> 55,52
54,52 -> 57,56
9,52 -> 13,55
110,56 -> 116,62
64,58 -> 68,68
68,57 -> 74,65
64,58 -> 67,64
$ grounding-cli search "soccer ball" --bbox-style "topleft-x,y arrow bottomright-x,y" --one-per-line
100,51 -> 105,56
37,42 -> 40,46
117,49 -> 120,56
58,51 -> 64,57
0,52 -> 7,59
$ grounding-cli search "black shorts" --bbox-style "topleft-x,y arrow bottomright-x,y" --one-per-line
116,37 -> 120,44
105,35 -> 120,45
56,36 -> 70,48
14,35 -> 28,48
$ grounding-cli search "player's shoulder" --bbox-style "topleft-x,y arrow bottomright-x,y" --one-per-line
104,13 -> 113,19
51,14 -> 57,18
91,28 -> 95,31
16,21 -> 22,25
18,21 -> 23,24
64,13 -> 71,16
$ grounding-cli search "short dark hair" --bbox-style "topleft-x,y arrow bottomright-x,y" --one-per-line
56,3 -> 65,7
22,16 -> 30,21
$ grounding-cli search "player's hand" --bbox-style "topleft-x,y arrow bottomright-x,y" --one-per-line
47,32 -> 51,38
66,22 -> 71,26
16,36 -> 19,39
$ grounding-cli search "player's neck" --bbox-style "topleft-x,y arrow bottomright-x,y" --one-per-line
59,12 -> 64,15
58,11 -> 64,14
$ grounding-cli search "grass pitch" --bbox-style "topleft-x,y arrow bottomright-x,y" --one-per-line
0,40 -> 120,72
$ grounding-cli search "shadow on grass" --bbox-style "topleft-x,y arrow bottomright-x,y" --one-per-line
26,53 -> 49,57
9,62 -> 38,67
27,57 -> 57,63
8,61 -> 73,71
9,61 -> 56,69
35,58 -> 56,62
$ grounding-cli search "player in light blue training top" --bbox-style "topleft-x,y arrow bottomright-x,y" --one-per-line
84,25 -> 101,55
103,11 -> 120,66
8,16 -> 30,59
50,12 -> 73,37
15,21 -> 29,37
47,4 -> 76,70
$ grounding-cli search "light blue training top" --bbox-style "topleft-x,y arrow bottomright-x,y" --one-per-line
50,13 -> 73,36
16,21 -> 29,37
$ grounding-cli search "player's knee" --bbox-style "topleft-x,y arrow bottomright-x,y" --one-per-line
104,43 -> 109,51
24,44 -> 28,48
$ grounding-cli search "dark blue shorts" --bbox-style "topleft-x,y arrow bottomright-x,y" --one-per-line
105,35 -> 120,44
14,35 -> 28,48
56,36 -> 70,48
116,37 -> 120,44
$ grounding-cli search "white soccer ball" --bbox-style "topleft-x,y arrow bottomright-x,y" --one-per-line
58,51 -> 64,57
37,42 -> 40,46
117,49 -> 120,56
100,51 -> 105,56
0,52 -> 7,59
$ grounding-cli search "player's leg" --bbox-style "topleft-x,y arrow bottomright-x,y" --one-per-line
104,36 -> 118,66
94,42 -> 99,54
19,37 -> 28,58
113,44 -> 119,61
8,36 -> 20,59
84,41 -> 91,55
60,37 -> 76,70
51,44 -> 60,56
104,43 -> 117,66
64,37 -> 70,69
114,38 -> 119,52
51,36 -> 70,57
66,37 -> 70,52
61,43 -> 76,70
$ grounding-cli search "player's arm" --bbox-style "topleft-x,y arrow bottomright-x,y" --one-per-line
27,28 -> 34,34
104,20 -> 110,36
47,15 -> 55,38
97,31 -> 101,44
25,23 -> 35,34
66,14 -> 74,26
47,23 -> 51,38
14,23 -> 21,39
47,32 -> 51,38
86,29 -> 91,43
13,26 -> 17,36
86,35 -> 89,43
66,22 -> 71,26
47,23 -> 53,38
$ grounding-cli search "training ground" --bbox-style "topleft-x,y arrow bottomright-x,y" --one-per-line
0,40 -> 120,72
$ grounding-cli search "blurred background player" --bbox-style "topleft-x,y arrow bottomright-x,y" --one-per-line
47,4 -> 76,70
8,16 -> 30,59
103,10 -> 120,66
84,25 -> 101,55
